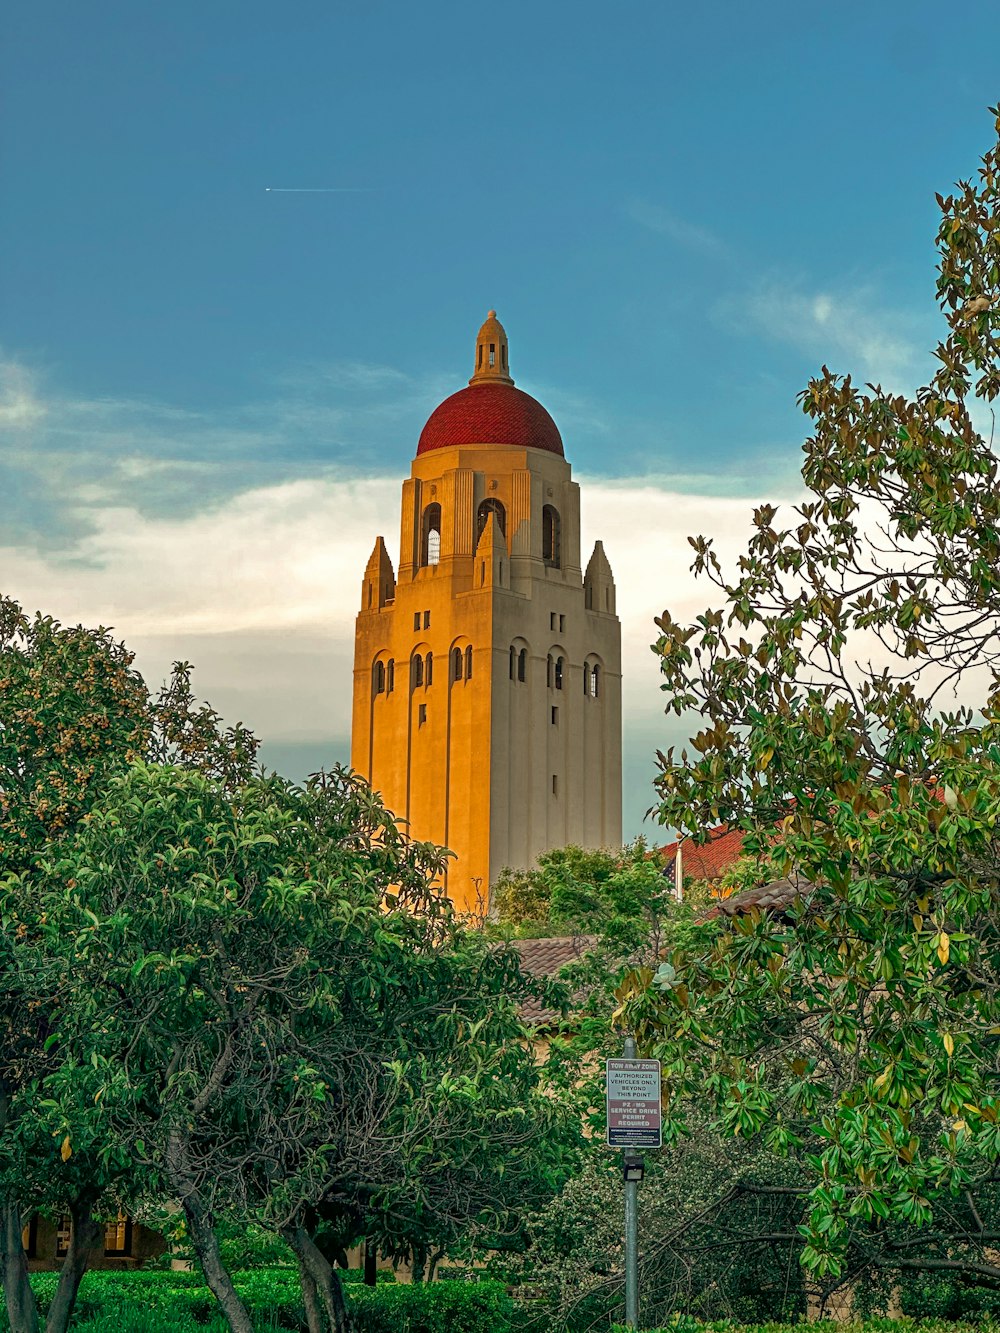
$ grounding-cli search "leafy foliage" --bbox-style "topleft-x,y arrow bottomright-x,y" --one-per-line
29,1268 -> 516,1333
499,1138 -> 806,1330
7,758 -> 572,1331
490,840 -> 675,941
622,109 -> 1000,1300
0,599 -> 151,876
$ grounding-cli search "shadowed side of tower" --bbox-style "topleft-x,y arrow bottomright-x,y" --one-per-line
350,312 -> 622,913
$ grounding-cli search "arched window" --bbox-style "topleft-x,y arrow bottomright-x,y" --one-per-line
554,656 -> 564,690
542,505 -> 561,567
465,645 -> 473,679
509,645 -> 516,680
373,660 -> 386,695
476,498 -> 506,542
591,664 -> 600,698
518,647 -> 527,682
387,660 -> 395,694
412,655 -> 423,688
421,503 -> 442,566
583,663 -> 591,696
452,647 -> 464,681
425,652 -> 433,686
546,653 -> 553,688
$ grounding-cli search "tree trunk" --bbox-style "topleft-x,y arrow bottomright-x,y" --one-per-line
1,1198 -> 39,1333
164,1129 -> 253,1333
282,1225 -> 352,1333
411,1245 -> 426,1284
363,1241 -> 377,1287
184,1199 -> 255,1333
295,1248 -> 325,1333
44,1197 -> 100,1333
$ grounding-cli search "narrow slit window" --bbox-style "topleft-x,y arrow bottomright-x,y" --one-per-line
421,504 -> 442,567
489,342 -> 496,367
373,661 -> 386,695
425,652 -> 433,685
413,656 -> 423,688
452,647 -> 463,681
509,645 -> 516,680
387,660 -> 395,694
518,648 -> 527,682
418,703 -> 427,725
554,656 -> 564,690
542,506 -> 561,567
592,664 -> 601,698
423,610 -> 431,629
551,774 -> 558,796
583,663 -> 591,696
547,653 -> 553,688
465,645 -> 473,679
551,706 -> 558,725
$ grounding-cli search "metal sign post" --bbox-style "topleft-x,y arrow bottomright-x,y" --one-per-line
607,1040 -> 661,1329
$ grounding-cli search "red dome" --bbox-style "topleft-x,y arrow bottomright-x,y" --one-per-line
417,382 -> 564,457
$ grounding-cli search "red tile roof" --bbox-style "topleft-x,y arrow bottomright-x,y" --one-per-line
659,823 -> 750,881
514,934 -> 597,1027
417,382 -> 564,456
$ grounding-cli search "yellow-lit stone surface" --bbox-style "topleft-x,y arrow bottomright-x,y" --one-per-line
351,316 -> 622,913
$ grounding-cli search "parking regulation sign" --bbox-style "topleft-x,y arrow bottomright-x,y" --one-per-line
606,1058 -> 662,1148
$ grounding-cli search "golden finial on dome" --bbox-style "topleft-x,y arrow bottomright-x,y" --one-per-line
469,310 -> 514,386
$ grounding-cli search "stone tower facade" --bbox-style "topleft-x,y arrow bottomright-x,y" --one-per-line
351,312 -> 622,913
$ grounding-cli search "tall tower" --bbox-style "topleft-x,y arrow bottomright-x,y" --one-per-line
351,312 -> 622,912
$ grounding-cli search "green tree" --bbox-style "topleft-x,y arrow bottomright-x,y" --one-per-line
500,1131 -> 807,1330
490,840 -> 672,942
15,761 -> 572,1333
0,596 -> 259,1333
625,109 -> 1000,1304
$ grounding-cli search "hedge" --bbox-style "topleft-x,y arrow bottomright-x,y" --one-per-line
609,1322 -> 1000,1333
28,1268 -> 516,1333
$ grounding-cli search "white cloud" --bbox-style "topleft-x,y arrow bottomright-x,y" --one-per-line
624,198 -> 726,255
732,278 -> 929,389
0,349 -> 796,837
2,470 -> 778,836
0,359 -> 47,428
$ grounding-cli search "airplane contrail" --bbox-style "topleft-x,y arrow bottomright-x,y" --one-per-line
265,187 -> 372,193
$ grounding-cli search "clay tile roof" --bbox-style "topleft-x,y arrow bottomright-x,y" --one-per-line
416,382 -> 564,457
659,823 -> 750,881
514,934 -> 597,1027
703,874 -> 811,920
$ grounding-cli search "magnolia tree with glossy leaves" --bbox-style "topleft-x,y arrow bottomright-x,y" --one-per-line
622,110 -> 1000,1308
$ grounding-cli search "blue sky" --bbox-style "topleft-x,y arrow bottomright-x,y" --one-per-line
3,1 -> 999,843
